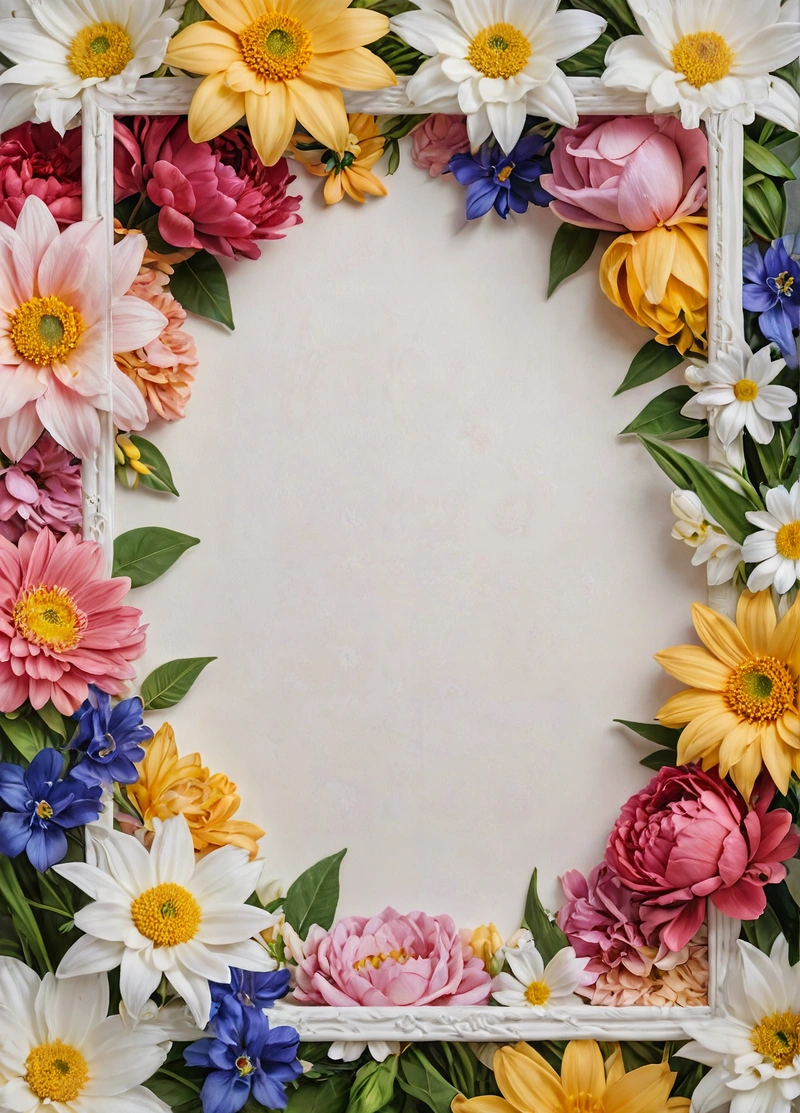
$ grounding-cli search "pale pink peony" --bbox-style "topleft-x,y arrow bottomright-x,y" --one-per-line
293,907 -> 492,1007
0,432 -> 81,542
587,933 -> 708,1007
411,115 -> 471,177
605,766 -> 800,953
540,115 -> 707,233
0,528 -> 146,714
0,122 -> 82,230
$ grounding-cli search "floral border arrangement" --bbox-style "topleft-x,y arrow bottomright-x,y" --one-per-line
1,1 -> 800,1112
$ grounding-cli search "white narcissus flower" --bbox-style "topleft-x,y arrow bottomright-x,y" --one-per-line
602,0 -> 800,132
681,935 -> 800,1113
490,931 -> 589,1010
0,0 -> 185,135
670,489 -> 743,586
743,481 -> 800,595
54,814 -> 277,1030
0,959 -> 171,1113
391,0 -> 606,153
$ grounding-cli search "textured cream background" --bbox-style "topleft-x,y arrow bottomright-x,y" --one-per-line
116,150 -> 703,935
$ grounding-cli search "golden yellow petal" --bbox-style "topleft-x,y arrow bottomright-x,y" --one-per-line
718,719 -> 759,777
508,1043 -> 561,1081
245,84 -> 296,167
768,592 -> 800,672
676,709 -> 740,765
324,171 -> 346,204
666,1101 -> 691,1112
599,235 -> 636,311
200,0 -> 265,32
286,76 -> 349,153
277,0 -> 350,31
729,734 -> 763,802
670,221 -> 709,298
736,589 -> 777,656
225,60 -> 261,93
188,71 -> 246,143
341,172 -> 366,202
761,723 -> 792,793
452,1098 -> 518,1113
604,1062 -> 675,1113
304,46 -> 396,90
165,21 -> 242,74
311,9 -> 390,51
657,689 -> 727,725
560,1042 -> 605,1104
494,1046 -> 564,1113
691,602 -> 750,668
346,165 -> 387,197
777,710 -> 800,749
631,226 -> 676,305
604,1048 -> 625,1089
654,645 -> 731,691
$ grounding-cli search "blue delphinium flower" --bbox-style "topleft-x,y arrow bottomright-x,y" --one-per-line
743,236 -> 800,367
210,968 -> 291,1019
448,134 -> 552,220
185,996 -> 302,1113
0,748 -> 103,871
69,685 -> 153,786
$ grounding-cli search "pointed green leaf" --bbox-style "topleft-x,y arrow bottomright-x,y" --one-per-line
547,223 -> 600,297
615,339 -> 685,395
141,657 -> 216,711
621,385 -> 706,440
346,1059 -> 399,1113
615,719 -> 682,749
170,251 -> 235,330
522,867 -> 569,964
35,702 -> 68,742
744,137 -> 795,180
0,715 -> 50,762
397,1049 -> 458,1113
113,527 -> 199,588
287,1075 -> 352,1113
129,435 -> 179,496
640,750 -> 678,772
283,849 -> 346,938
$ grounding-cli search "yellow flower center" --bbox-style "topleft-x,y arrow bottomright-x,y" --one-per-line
671,31 -> 734,87
751,1010 -> 800,1070
13,585 -> 86,653
725,656 -> 797,723
354,948 -> 411,970
9,296 -> 85,368
777,521 -> 800,560
239,13 -> 313,82
67,21 -> 134,80
131,882 -> 202,947
467,22 -> 531,80
497,164 -> 514,182
36,800 -> 54,820
25,1041 -> 89,1103
776,271 -> 796,297
525,980 -> 551,1006
236,1056 -> 255,1076
733,378 -> 759,402
565,1096 -> 603,1113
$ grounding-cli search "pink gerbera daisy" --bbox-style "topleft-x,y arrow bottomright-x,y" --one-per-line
0,194 -> 167,460
0,527 -> 146,714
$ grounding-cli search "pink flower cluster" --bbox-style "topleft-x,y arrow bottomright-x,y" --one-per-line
411,115 -> 470,178
0,122 -> 82,230
0,434 -> 81,543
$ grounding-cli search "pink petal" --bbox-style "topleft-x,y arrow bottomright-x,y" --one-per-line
0,363 -> 45,419
111,364 -> 147,431
36,378 -> 101,458
0,403 -> 44,461
111,232 -> 147,302
617,133 -> 684,230
111,295 -> 167,353
16,194 -> 59,276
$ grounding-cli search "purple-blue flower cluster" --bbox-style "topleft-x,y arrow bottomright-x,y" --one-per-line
743,235 -> 800,367
448,134 -> 552,220
69,685 -> 152,786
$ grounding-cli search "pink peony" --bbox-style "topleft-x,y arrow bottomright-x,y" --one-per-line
114,118 -> 302,260
411,115 -> 471,178
605,766 -> 800,953
293,907 -> 492,1007
0,433 -> 81,542
0,122 -> 82,230
540,115 -> 708,233
0,528 -> 146,714
558,864 -> 655,981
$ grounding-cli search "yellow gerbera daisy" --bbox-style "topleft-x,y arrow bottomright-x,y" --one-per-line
165,0 -> 398,167
453,1041 -> 688,1113
292,112 -> 387,203
656,589 -> 800,801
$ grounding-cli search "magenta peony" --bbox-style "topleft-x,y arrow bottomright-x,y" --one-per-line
293,907 -> 492,1007
0,122 -> 82,230
540,115 -> 707,233
558,864 -> 654,981
411,115 -> 471,178
0,528 -> 146,714
605,766 -> 800,953
114,118 -> 302,260
0,433 -> 81,542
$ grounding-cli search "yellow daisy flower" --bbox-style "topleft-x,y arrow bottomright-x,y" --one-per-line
292,112 -> 387,203
656,589 -> 800,801
165,0 -> 397,167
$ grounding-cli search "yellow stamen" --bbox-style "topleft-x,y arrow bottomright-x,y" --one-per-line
36,800 -> 54,820
25,1041 -> 89,1103
775,272 -> 796,297
236,1056 -> 255,1076
671,31 -> 733,88
131,882 -> 202,947
725,656 -> 796,723
566,1097 -> 603,1113
68,21 -> 134,80
733,378 -> 758,402
13,585 -> 85,653
525,980 -> 550,1006
239,13 -> 313,82
497,164 -> 514,182
777,521 -> 800,560
468,22 -> 531,80
751,1010 -> 800,1070
354,947 -> 411,970
9,296 -> 84,368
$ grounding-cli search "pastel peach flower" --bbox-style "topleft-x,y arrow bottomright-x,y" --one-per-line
587,933 -> 708,1007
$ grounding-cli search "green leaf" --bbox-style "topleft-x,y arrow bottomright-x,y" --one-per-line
744,137 -> 795,180
113,527 -> 199,588
178,0 -> 208,29
547,223 -> 600,298
522,868 -> 569,965
743,176 -> 786,241
288,1076 -> 353,1113
615,339 -> 685,395
170,251 -> 235,330
397,1049 -> 458,1113
0,715 -> 50,762
34,702 -> 68,742
129,435 -> 179,496
742,903 -> 782,955
564,0 -> 640,36
621,385 -> 706,440
141,657 -> 216,711
560,33 -> 613,77
0,856 -> 52,974
283,849 -> 346,938
147,1078 -> 201,1106
640,750 -> 678,772
347,1059 -> 399,1113
615,720 -> 682,749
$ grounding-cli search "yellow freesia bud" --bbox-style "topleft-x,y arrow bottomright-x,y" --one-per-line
116,433 -> 141,461
130,459 -> 152,476
599,217 -> 708,355
469,923 -> 503,973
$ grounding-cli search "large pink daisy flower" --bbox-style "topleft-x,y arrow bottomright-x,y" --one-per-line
0,194 -> 166,460
0,527 -> 146,714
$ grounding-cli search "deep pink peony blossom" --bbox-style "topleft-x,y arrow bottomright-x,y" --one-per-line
114,117 -> 302,260
411,115 -> 470,178
605,766 -> 800,953
0,122 -> 82,230
293,907 -> 492,1007
0,433 -> 81,542
558,864 -> 653,981
0,528 -> 146,714
540,115 -> 707,233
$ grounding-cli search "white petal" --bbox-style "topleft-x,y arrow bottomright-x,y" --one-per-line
390,10 -> 469,56
56,935 -> 125,979
505,943 -> 544,985
35,972 -> 109,1049
166,963 -> 212,1030
486,98 -> 526,153
151,815 -> 195,888
119,946 -> 162,1022
536,9 -> 606,62
522,68 -> 578,127
189,844 -> 260,906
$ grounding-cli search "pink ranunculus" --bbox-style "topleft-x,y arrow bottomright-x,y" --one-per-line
0,433 -> 81,542
411,114 -> 471,178
557,864 -> 653,981
0,122 -> 82,230
293,907 -> 492,1007
540,115 -> 708,233
605,766 -> 800,954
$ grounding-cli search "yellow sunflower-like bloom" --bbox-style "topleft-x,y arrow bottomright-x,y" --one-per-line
453,1042 -> 688,1113
127,723 -> 265,857
165,0 -> 397,167
599,217 -> 708,355
656,589 -> 800,801
292,112 -> 387,204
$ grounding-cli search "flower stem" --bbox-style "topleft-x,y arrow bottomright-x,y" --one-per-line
158,1068 -> 202,1094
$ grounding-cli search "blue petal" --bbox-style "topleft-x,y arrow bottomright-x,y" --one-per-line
761,304 -> 799,367
262,1060 -> 304,1083
55,792 -> 103,828
262,1026 -> 301,1063
493,187 -> 510,219
742,243 -> 767,284
0,763 -> 29,811
200,1072 -> 251,1113
449,156 -> 488,185
27,825 -> 67,873
465,179 -> 499,219
510,135 -> 545,160
508,188 -> 529,214
184,1039 -> 216,1068
252,1071 -> 290,1110
0,810 -> 31,858
25,748 -> 65,791
743,282 -> 778,312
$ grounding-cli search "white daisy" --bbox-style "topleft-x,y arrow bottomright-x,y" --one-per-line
391,0 -> 606,153
681,935 -> 800,1113
602,0 -> 800,131
0,959 -> 170,1113
670,489 -> 743,586
0,0 -> 185,135
54,814 -> 276,1030
743,480 -> 800,595
490,932 -> 588,1010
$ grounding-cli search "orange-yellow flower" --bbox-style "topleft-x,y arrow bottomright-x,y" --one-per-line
292,113 -> 387,204
165,0 -> 397,167
656,589 -> 800,801
126,723 -> 264,857
599,217 -> 708,355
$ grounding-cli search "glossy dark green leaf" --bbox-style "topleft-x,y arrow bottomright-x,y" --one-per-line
614,339 -> 685,395
744,137 -> 795,180
129,435 -> 179,496
615,719 -> 682,749
397,1049 -> 458,1113
346,1059 -> 399,1113
621,385 -> 706,440
170,251 -> 235,330
547,223 -> 600,297
522,867 -> 569,965
743,176 -> 786,241
283,849 -> 347,938
141,657 -> 216,711
34,702 -> 68,741
287,1075 -> 353,1113
639,750 -> 679,772
113,527 -> 199,588
0,715 -> 50,762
